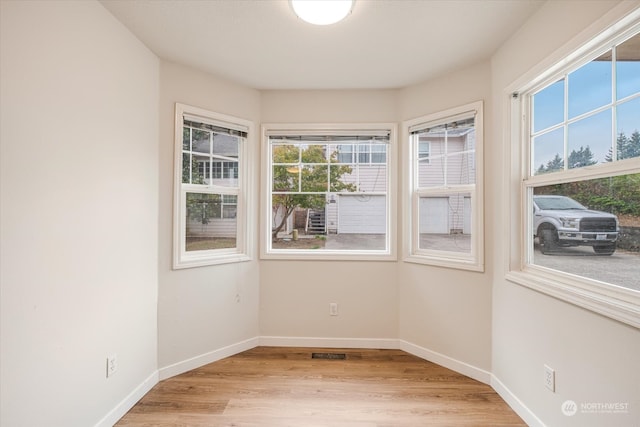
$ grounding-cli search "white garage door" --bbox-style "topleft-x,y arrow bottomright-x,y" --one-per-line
419,197 -> 448,233
338,195 -> 386,234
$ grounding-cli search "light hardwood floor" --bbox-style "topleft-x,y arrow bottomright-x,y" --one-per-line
116,347 -> 526,426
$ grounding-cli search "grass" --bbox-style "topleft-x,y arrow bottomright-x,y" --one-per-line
186,237 -> 236,251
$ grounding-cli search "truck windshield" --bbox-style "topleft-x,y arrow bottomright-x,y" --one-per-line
535,196 -> 586,210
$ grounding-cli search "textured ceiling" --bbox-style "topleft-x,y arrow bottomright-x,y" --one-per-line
101,0 -> 544,90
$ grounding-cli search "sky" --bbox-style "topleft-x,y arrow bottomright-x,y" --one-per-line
531,37 -> 640,173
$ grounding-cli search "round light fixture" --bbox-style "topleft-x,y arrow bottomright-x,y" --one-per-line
290,0 -> 354,26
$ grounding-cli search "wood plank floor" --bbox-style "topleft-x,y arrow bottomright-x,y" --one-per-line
116,347 -> 526,426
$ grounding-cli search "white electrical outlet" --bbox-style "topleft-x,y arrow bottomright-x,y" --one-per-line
107,354 -> 118,378
329,302 -> 338,316
544,364 -> 555,392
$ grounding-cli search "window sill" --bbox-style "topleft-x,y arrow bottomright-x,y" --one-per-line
260,249 -> 396,262
404,254 -> 484,272
173,253 -> 252,270
506,267 -> 640,329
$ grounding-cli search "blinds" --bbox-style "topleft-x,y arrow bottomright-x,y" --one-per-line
267,129 -> 390,143
183,114 -> 248,138
409,112 -> 475,135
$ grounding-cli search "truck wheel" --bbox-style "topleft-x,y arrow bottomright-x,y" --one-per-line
593,243 -> 615,255
540,229 -> 558,254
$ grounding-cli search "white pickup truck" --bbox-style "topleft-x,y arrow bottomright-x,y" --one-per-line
533,195 -> 619,255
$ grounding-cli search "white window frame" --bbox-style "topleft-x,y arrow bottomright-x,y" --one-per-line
173,103 -> 253,269
260,123 -> 397,261
403,101 -> 484,272
505,9 -> 640,329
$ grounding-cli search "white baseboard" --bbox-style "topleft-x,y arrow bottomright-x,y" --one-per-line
158,336 -> 259,380
491,375 -> 546,427
109,337 -> 539,427
94,370 -> 158,427
259,336 -> 399,349
399,340 -> 492,385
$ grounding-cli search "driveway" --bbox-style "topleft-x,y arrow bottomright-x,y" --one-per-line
533,243 -> 640,292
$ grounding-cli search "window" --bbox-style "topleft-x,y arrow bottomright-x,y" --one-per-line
404,102 -> 484,271
261,124 -> 396,260
173,103 -> 252,268
509,14 -> 640,328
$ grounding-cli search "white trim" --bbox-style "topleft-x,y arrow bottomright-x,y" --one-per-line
504,5 -> 640,329
260,122 -> 397,261
259,336 -> 399,349
158,337 -> 259,380
104,338 -> 538,426
94,371 -> 158,427
398,340 -> 491,385
490,375 -> 547,427
402,101 -> 485,272
173,103 -> 254,270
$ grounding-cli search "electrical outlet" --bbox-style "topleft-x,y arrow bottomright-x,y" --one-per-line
329,302 -> 338,316
544,364 -> 555,392
107,354 -> 118,378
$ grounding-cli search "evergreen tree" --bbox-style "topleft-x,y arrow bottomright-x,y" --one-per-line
568,145 -> 597,169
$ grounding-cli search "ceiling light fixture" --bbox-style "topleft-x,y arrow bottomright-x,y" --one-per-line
290,0 -> 354,26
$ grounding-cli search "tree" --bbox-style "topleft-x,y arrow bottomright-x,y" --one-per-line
537,153 -> 564,174
567,145 -> 597,169
606,130 -> 640,161
271,144 -> 356,239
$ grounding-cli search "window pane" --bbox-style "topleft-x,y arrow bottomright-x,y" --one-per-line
334,144 -> 354,164
531,175 -> 640,292
269,136 -> 390,253
418,193 -> 472,254
567,109 -> 612,167
301,145 -> 327,163
273,144 -> 300,163
568,52 -> 612,119
192,129 -> 210,154
616,32 -> 640,100
446,152 -> 475,185
615,97 -> 640,161
418,135 -> 445,188
532,128 -> 564,175
183,127 -> 190,150
272,165 -> 299,192
185,192 -> 236,252
301,165 -> 328,192
533,79 -> 565,132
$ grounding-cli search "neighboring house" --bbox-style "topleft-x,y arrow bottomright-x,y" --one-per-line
277,128 -> 475,236
186,131 -> 239,239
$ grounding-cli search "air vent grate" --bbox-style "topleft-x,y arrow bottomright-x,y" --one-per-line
311,352 -> 346,360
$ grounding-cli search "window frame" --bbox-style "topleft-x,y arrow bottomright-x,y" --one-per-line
403,101 -> 485,272
506,10 -> 640,329
260,123 -> 397,261
173,103 -> 253,269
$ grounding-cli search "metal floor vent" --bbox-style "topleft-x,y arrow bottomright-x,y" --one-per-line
311,352 -> 346,360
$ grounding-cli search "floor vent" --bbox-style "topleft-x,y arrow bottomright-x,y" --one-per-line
311,352 -> 346,360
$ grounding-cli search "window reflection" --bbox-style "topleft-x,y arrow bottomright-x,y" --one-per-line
531,174 -> 640,292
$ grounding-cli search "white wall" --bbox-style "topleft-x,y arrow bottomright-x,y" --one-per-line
259,90 -> 400,343
491,1 -> 640,426
0,2 -> 159,426
397,62 -> 494,373
157,62 -> 261,373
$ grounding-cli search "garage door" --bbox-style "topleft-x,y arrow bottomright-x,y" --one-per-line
338,195 -> 386,234
419,197 -> 448,233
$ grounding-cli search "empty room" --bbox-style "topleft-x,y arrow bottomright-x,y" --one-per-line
1,1 -> 639,426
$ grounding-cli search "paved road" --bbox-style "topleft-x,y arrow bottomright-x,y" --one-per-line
321,233 -> 639,292
533,243 -> 640,292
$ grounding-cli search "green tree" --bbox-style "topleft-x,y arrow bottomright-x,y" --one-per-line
272,144 -> 356,239
537,153 -> 564,174
606,130 -> 640,161
568,145 -> 597,169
